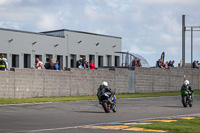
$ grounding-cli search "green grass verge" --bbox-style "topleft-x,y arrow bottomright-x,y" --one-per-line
133,118 -> 200,133
0,89 -> 199,105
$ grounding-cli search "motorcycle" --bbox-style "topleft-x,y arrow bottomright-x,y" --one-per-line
99,92 -> 116,113
181,90 -> 193,107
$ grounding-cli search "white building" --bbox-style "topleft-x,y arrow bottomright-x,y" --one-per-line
0,28 -> 122,69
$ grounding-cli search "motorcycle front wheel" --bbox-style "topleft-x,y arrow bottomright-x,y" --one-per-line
112,106 -> 117,113
102,101 -> 110,113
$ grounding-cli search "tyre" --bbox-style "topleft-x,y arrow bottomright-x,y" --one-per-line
102,101 -> 110,113
188,97 -> 193,107
182,96 -> 187,107
112,106 -> 117,113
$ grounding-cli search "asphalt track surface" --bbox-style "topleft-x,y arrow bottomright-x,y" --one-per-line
0,95 -> 200,133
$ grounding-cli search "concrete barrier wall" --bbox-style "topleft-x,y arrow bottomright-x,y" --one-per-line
0,68 -> 129,98
1,67 -> 199,98
134,67 -> 200,93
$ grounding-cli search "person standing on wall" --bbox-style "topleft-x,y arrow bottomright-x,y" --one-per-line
0,54 -> 8,71
35,58 -> 43,69
54,60 -> 60,70
76,58 -> 83,68
90,60 -> 95,69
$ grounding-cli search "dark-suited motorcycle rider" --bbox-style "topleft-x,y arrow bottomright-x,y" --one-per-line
97,81 -> 116,112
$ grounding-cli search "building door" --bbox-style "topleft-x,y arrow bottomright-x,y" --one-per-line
115,56 -> 120,67
12,54 -> 19,67
89,55 -> 95,63
98,56 -> 103,67
57,55 -> 63,70
70,54 -> 76,68
24,54 -> 31,68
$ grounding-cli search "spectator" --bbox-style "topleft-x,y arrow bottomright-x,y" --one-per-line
0,54 -> 8,71
137,58 -> 142,67
90,60 -> 95,69
76,58 -> 83,68
34,58 -> 43,69
44,57 -> 53,69
46,60 -> 56,70
163,61 -> 169,69
156,59 -> 163,68
193,60 -> 199,69
83,59 -> 89,69
132,58 -> 141,67
54,60 -> 60,70
168,60 -> 172,67
132,58 -> 137,67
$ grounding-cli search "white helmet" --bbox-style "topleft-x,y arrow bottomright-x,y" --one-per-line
102,81 -> 108,87
184,80 -> 189,86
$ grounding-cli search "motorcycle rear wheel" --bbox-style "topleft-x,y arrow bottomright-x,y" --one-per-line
102,101 -> 110,113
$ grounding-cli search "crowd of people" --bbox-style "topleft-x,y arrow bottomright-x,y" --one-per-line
156,59 -> 175,69
35,57 -> 60,70
1,53 -> 200,71
76,58 -> 96,69
131,58 -> 142,67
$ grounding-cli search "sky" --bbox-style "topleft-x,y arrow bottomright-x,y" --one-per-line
1,0 -> 200,66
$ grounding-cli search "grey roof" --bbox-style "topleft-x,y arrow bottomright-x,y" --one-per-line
41,29 -> 122,39
0,28 -> 65,38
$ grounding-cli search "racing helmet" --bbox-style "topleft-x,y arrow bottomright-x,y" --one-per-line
102,81 -> 108,87
184,80 -> 189,86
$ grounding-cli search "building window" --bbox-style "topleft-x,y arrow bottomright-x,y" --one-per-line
115,56 -> 120,67
35,55 -> 42,62
70,54 -> 76,68
57,55 -> 63,70
46,54 -> 53,63
24,54 -> 31,68
12,54 -> 19,67
98,56 -> 103,67
80,55 -> 86,60
89,55 -> 95,63
0,53 -> 7,58
107,55 -> 112,67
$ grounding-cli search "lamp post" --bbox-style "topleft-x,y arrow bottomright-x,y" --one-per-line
182,15 -> 200,67
54,44 -> 59,61
32,42 -> 37,68
8,39 -> 13,68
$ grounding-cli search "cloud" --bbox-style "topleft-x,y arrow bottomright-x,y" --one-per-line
94,29 -> 107,35
0,0 -> 21,6
0,0 -> 200,66
131,10 -> 144,23
139,0 -> 199,5
0,21 -> 23,30
129,44 -> 156,55
36,14 -> 62,31
84,5 -> 103,22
